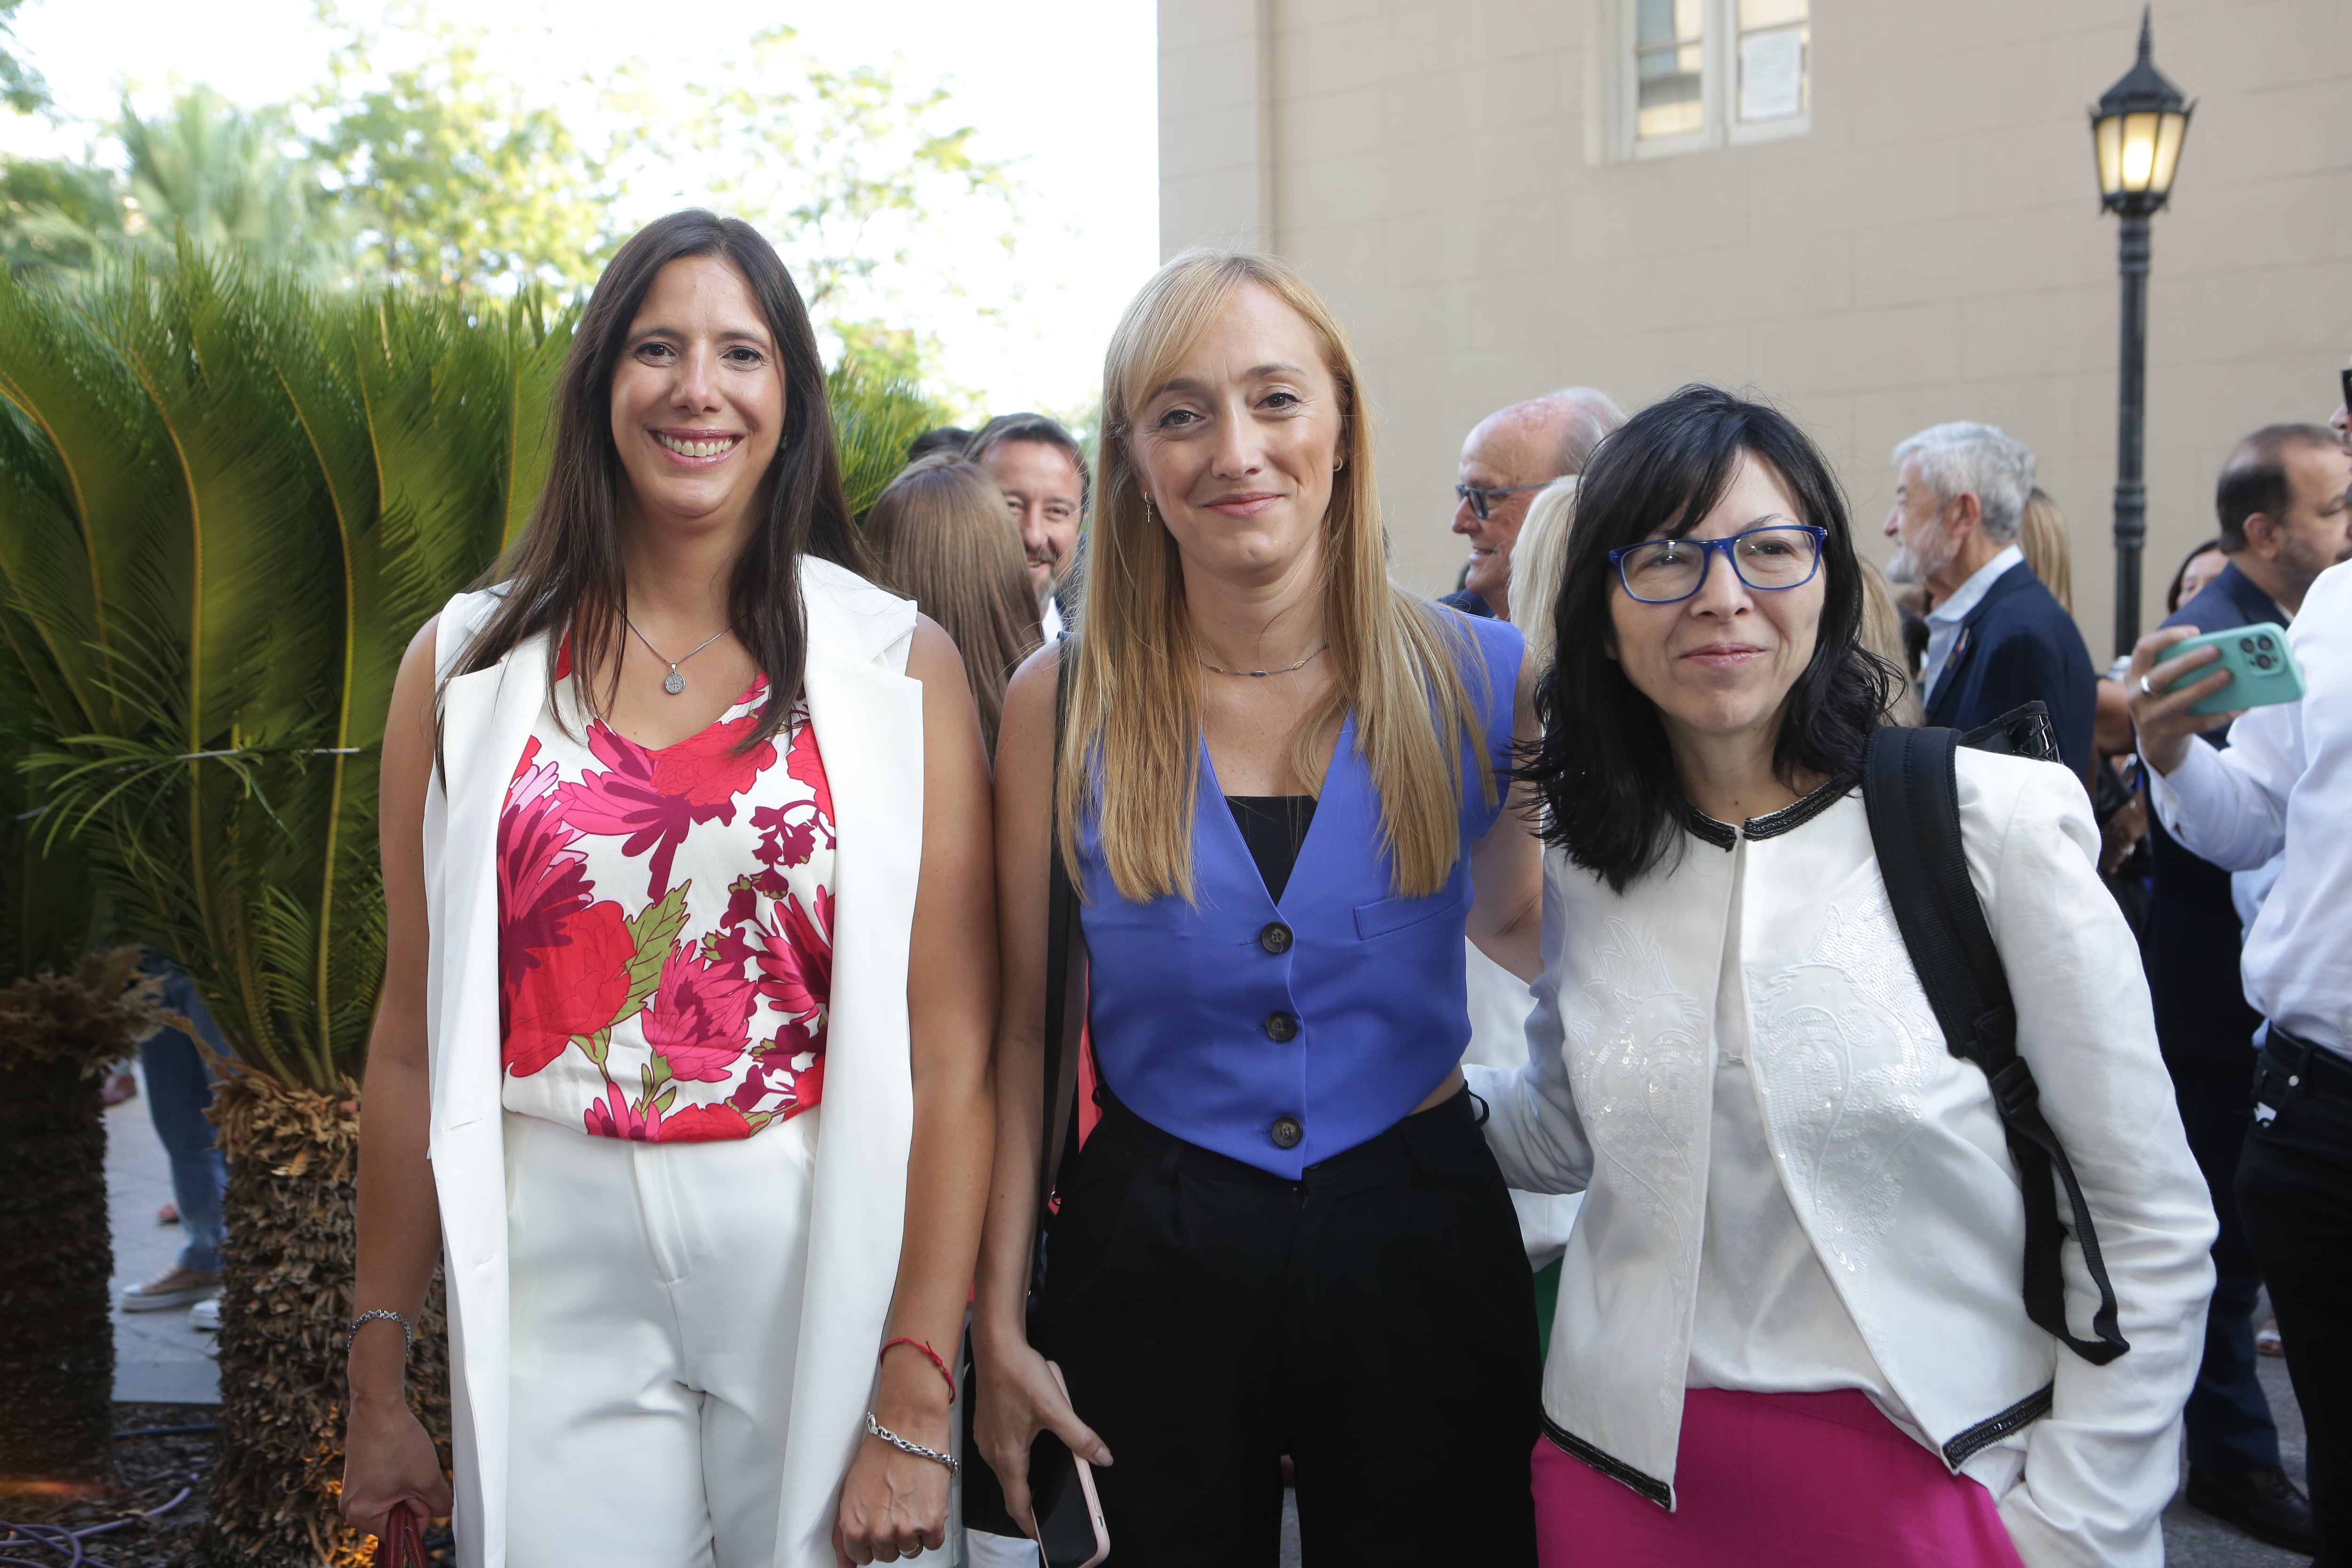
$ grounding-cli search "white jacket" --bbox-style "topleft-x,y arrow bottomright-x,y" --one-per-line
423,560 -> 923,1568
1466,750 -> 2216,1568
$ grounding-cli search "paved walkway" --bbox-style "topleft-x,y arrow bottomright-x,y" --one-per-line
101,1074 -> 2309,1563
105,1063 -> 219,1405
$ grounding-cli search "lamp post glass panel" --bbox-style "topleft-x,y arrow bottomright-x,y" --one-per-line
2090,6 -> 2193,656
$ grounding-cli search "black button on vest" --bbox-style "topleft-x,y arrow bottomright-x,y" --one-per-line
1258,922 -> 1293,955
1270,1115 -> 1303,1149
1263,1011 -> 1299,1043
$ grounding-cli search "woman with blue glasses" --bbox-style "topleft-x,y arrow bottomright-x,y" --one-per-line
1468,385 -> 2217,1567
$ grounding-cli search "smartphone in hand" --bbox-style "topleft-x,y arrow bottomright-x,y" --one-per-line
2154,622 -> 2305,716
1027,1362 -> 1109,1568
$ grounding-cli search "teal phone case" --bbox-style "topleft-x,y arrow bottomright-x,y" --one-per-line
2154,622 -> 2304,716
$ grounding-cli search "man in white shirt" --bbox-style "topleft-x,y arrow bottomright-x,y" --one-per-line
1885,422 -> 2098,779
968,413 -> 1088,640
2129,557 -> 2352,1568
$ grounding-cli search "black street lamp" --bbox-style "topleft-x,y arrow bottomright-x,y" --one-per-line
2090,6 -> 2193,656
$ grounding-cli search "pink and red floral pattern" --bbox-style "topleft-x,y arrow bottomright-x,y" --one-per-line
497,676 -> 834,1142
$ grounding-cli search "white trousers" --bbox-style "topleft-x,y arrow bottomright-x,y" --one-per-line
503,1109 -> 819,1568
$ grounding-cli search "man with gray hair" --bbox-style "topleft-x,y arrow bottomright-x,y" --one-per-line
1884,421 -> 2097,777
1442,387 -> 1624,620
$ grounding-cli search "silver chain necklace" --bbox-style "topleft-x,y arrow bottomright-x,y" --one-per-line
624,615 -> 731,695
1195,641 -> 1331,678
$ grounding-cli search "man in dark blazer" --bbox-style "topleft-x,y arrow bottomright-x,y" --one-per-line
2144,422 -> 2347,1552
1884,422 -> 2096,779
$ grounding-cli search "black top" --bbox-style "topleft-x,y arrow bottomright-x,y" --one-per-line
1226,795 -> 1316,902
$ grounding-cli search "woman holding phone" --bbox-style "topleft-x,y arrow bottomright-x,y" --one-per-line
338,210 -> 997,1568
971,249 -> 1547,1564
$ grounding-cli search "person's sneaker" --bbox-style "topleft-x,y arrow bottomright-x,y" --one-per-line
2185,1465 -> 2315,1551
2256,1316 -> 2284,1357
155,1202 -> 180,1226
188,1297 -> 221,1333
119,1265 -> 220,1312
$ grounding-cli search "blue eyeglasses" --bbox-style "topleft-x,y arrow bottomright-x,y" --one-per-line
1608,524 -> 1828,604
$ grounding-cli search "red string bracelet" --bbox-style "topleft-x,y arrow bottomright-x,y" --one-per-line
879,1337 -> 957,1404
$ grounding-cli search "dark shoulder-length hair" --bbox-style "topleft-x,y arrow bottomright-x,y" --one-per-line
454,209 -> 866,748
1522,384 -> 1897,892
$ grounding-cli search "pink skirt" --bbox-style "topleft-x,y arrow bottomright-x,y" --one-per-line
1532,1389 -> 2026,1568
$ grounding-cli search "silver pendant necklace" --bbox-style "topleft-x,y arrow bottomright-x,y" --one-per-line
624,615 -> 731,695
1195,641 -> 1330,678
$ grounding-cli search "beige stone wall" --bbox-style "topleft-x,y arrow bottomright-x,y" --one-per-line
1158,0 -> 2352,656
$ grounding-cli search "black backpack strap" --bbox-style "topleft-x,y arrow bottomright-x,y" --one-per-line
1863,724 -> 2129,1366
1032,634 -> 1089,1290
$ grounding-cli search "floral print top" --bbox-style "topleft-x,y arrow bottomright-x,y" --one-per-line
497,661 -> 834,1143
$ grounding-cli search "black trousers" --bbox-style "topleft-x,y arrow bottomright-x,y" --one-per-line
2238,1030 -> 2352,1568
1035,1088 -> 1540,1566
2171,1061 -> 2280,1473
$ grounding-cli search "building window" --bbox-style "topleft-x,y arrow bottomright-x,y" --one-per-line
1636,0 -> 1706,142
1736,0 -> 1809,125
1624,0 -> 1809,155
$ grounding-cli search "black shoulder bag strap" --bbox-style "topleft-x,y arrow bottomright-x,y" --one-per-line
1862,715 -> 2129,1366
1032,634 -> 1089,1294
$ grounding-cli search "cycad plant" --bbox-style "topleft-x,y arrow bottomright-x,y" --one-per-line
0,632 -> 124,1491
0,247 -> 570,1563
827,354 -> 954,518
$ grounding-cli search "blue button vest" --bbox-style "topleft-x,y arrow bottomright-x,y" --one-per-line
1077,613 -> 1523,1176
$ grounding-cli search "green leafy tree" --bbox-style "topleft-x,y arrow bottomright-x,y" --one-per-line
310,4 -> 611,292
0,0 -> 48,117
0,158 -> 119,282
0,88 -> 344,285
630,25 -> 1018,390
119,88 -> 348,279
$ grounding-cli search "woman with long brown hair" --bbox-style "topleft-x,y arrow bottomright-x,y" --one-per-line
866,454 -> 1045,752
337,211 -> 997,1567
970,250 -> 1546,1562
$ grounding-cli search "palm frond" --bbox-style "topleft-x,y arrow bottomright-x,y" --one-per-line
827,357 -> 952,520
0,253 -> 571,1088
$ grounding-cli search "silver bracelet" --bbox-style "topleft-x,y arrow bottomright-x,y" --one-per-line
865,1410 -> 958,1475
348,1308 -> 414,1359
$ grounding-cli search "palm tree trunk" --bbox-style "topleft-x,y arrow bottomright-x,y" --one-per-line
0,952 -> 150,1488
199,1070 -> 450,1568
0,1055 -> 110,1486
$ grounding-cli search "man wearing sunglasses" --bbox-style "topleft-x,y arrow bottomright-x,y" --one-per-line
1440,388 -> 1624,620
1884,420 -> 2098,781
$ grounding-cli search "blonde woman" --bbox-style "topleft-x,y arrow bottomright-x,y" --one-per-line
971,251 -> 1545,1562
866,454 -> 1045,753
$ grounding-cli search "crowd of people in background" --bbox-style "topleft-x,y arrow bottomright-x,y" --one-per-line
276,208 -> 2350,1568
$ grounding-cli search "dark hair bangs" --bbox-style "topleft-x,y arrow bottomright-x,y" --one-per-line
1521,384 -> 1899,892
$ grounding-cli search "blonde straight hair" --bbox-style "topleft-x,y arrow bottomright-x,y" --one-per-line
2018,486 -> 2074,614
1505,477 -> 1581,674
1059,249 -> 1490,904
